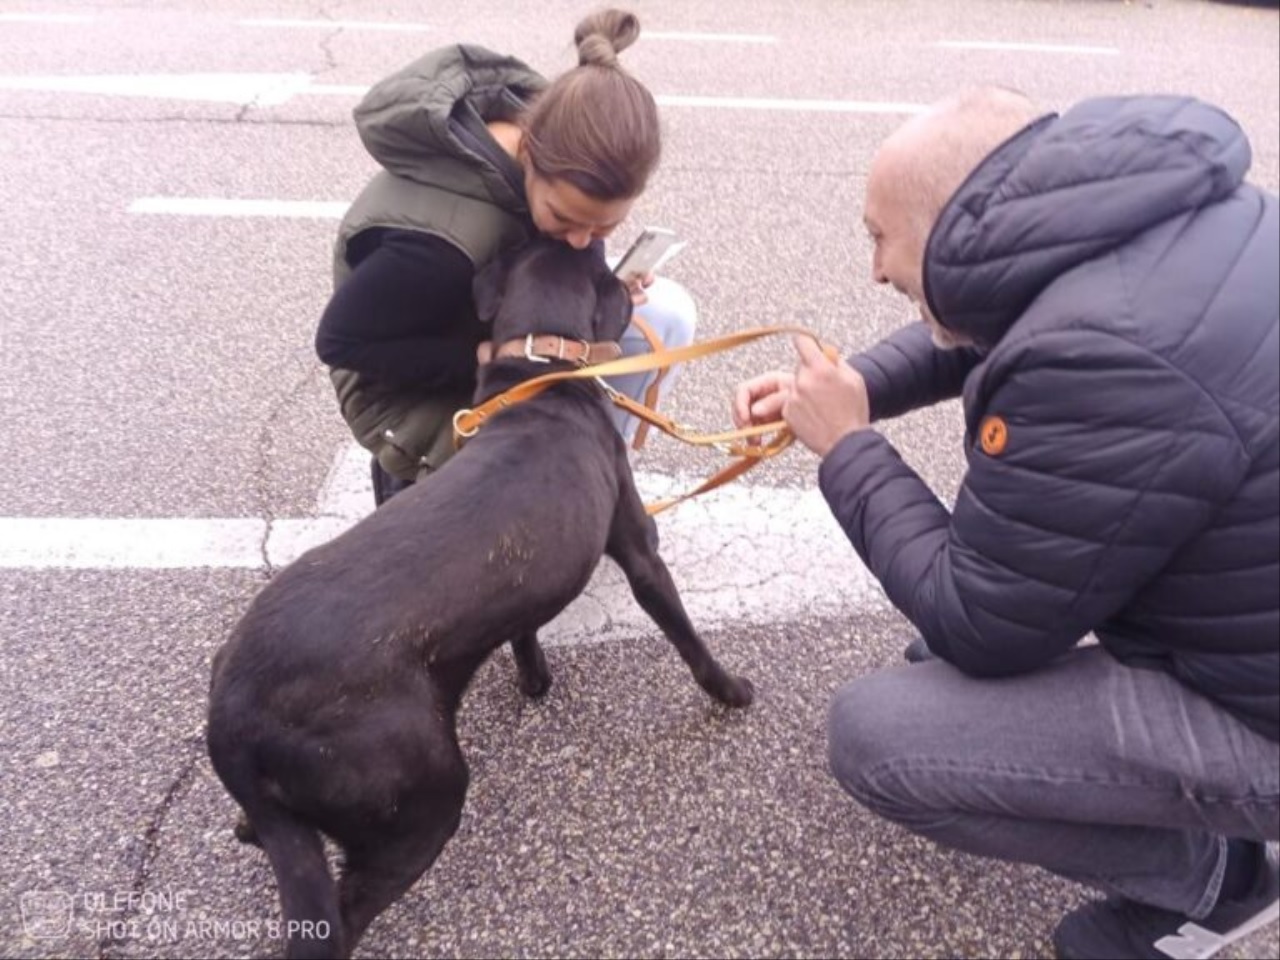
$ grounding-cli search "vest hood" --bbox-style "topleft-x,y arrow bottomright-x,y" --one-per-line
353,44 -> 548,210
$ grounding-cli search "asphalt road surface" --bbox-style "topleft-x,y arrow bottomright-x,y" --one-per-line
1,1 -> 1277,958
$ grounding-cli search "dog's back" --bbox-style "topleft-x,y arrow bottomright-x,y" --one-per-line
212,379 -> 623,693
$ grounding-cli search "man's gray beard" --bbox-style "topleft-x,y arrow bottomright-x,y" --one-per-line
919,307 -> 972,350
905,299 -> 972,350
930,325 -> 966,350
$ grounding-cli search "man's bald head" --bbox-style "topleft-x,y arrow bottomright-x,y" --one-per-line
864,86 -> 1043,347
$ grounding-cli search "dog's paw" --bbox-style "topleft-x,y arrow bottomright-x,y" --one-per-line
716,674 -> 755,709
518,672 -> 552,700
233,814 -> 262,848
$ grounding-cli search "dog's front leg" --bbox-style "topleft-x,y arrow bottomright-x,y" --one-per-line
510,632 -> 552,698
606,477 -> 753,708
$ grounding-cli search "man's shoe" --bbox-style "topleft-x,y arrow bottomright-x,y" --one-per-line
1053,844 -> 1279,959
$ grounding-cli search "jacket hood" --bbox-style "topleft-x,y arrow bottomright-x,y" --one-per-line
924,95 -> 1252,347
353,44 -> 547,209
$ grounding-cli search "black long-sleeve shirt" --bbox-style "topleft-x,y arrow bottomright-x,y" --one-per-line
315,228 -> 483,391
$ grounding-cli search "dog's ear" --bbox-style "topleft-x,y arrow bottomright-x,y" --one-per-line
473,247 -> 516,324
594,270 -> 633,344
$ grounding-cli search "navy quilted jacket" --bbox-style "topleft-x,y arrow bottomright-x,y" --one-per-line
822,96 -> 1279,740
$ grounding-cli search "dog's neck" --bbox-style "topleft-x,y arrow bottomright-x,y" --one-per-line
473,358 -> 603,407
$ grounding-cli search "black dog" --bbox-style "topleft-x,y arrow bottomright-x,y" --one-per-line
206,238 -> 753,959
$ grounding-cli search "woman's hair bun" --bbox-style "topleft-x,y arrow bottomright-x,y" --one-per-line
574,9 -> 640,67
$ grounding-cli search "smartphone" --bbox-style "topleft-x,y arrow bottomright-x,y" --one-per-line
613,227 -> 685,282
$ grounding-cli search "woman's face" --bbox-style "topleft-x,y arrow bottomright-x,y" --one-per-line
524,168 -> 633,249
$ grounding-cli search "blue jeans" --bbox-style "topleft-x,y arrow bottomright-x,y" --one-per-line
827,645 -> 1280,917
603,275 -> 697,444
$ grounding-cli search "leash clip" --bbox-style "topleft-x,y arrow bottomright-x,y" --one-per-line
593,376 -> 622,400
452,408 -> 480,439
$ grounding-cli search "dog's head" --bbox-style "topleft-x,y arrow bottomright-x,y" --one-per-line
473,238 -> 632,351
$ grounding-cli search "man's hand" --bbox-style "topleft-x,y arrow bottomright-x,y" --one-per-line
732,370 -> 796,438
476,340 -> 495,365
782,335 -> 870,457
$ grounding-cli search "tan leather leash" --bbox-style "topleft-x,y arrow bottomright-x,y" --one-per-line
625,313 -> 668,450
453,325 -> 835,515
453,324 -> 827,440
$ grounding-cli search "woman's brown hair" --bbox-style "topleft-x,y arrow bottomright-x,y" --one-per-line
520,9 -> 661,201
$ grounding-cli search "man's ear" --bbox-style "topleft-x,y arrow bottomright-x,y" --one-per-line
473,248 -> 515,323
594,270 -> 633,343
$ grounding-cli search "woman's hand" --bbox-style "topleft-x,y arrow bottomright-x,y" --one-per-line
622,270 -> 655,307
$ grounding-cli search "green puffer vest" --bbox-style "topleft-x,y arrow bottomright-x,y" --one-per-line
328,45 -> 544,481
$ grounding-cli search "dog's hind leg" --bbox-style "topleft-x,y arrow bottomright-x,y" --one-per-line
606,476 -> 754,708
336,739 -> 469,954
511,631 -> 551,698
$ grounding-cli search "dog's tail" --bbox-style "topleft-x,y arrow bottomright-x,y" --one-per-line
207,720 -> 345,959
253,805 -> 344,958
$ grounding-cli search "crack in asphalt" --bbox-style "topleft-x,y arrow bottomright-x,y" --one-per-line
235,1 -> 342,124
252,355 -> 324,577
99,734 -> 204,960
315,3 -> 342,78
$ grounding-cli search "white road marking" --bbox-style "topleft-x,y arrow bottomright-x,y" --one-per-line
0,518 -> 265,569
644,31 -> 777,43
305,84 -> 370,96
238,18 -> 432,32
0,72 -> 312,105
655,95 -> 926,114
301,84 -> 924,115
0,72 -> 924,115
934,40 -> 1119,56
128,197 -> 349,218
0,16 -> 762,39
0,444 -> 887,643
0,13 -> 94,23
296,87 -> 921,115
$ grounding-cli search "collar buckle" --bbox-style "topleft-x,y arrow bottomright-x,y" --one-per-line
523,334 -> 552,363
